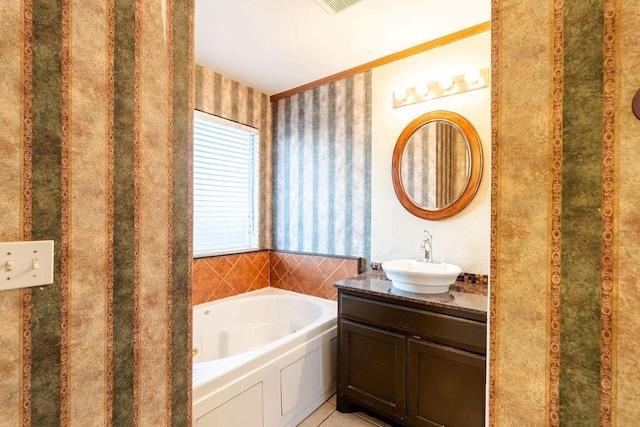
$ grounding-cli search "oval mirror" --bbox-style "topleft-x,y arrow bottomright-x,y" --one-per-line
392,110 -> 483,220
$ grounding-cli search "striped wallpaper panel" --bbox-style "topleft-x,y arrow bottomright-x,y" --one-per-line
0,0 -> 193,425
490,0 -> 640,424
195,64 -> 273,249
272,72 -> 372,261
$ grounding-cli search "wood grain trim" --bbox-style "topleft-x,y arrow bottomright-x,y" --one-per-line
270,21 -> 490,102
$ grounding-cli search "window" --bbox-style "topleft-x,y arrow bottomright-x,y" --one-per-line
193,110 -> 259,257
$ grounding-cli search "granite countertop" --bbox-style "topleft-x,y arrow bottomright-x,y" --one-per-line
333,271 -> 488,318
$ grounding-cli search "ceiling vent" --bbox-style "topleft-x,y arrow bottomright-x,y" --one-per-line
314,0 -> 362,14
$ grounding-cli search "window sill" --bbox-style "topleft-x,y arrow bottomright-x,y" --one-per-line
193,248 -> 263,259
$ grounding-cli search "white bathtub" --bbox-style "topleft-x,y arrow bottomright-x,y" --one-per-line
192,287 -> 338,427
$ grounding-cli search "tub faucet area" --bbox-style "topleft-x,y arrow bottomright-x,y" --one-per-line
419,230 -> 433,263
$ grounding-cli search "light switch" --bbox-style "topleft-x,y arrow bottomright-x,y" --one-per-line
0,241 -> 54,291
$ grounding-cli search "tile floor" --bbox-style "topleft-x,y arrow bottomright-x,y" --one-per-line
298,394 -> 394,427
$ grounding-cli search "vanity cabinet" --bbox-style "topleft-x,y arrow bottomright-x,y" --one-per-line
340,319 -> 407,422
407,338 -> 485,426
336,289 -> 487,427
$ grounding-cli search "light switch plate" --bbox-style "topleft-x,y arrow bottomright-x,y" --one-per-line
1,241 -> 54,291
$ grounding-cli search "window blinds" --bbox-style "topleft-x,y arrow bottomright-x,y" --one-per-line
193,110 -> 259,256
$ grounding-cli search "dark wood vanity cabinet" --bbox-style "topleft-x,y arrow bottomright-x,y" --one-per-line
340,319 -> 407,422
336,290 -> 487,427
407,339 -> 486,426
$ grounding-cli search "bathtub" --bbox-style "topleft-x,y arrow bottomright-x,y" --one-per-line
192,287 -> 338,427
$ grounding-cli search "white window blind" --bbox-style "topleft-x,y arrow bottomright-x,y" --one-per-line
193,110 -> 259,257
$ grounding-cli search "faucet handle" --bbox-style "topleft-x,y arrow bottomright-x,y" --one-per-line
419,230 -> 432,249
421,230 -> 434,263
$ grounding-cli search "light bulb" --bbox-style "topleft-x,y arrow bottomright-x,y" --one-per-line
414,84 -> 430,98
465,68 -> 482,85
438,77 -> 455,92
393,88 -> 408,102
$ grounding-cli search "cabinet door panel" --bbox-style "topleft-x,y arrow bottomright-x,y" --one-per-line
340,320 -> 406,422
407,339 -> 485,427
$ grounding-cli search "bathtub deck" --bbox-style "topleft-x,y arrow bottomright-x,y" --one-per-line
298,394 -> 394,427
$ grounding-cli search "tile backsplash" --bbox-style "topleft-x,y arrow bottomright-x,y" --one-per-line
270,252 -> 361,300
192,252 -> 270,305
192,250 -> 362,304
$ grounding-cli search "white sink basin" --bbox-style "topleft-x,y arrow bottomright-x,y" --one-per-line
381,259 -> 462,294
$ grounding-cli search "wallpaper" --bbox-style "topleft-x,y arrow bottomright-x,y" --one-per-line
490,0 -> 640,425
272,73 -> 372,262
2,0 -> 638,425
0,0 -> 193,425
194,64 -> 273,249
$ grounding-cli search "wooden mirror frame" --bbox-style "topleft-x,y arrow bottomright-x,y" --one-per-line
392,110 -> 483,220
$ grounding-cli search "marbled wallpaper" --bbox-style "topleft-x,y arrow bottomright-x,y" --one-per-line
3,1 -> 638,425
272,73 -> 372,262
194,64 -> 273,249
0,0 -> 193,425
490,0 -> 640,424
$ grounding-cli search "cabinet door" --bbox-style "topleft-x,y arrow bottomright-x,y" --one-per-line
340,319 -> 406,422
407,338 -> 485,427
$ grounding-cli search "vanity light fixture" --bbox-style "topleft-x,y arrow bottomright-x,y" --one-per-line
464,68 -> 482,86
414,84 -> 430,98
393,88 -> 409,102
392,67 -> 490,109
438,76 -> 455,92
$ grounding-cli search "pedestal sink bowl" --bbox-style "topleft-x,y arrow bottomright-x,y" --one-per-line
381,259 -> 462,294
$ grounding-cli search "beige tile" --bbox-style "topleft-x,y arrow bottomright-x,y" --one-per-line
327,394 -> 336,406
297,401 -> 335,427
353,411 -> 393,427
318,411 -> 379,426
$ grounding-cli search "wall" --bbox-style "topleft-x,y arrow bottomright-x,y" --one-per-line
194,64 -> 273,248
192,65 -> 365,304
192,251 -> 270,305
490,0 -> 640,425
192,66 -> 274,305
269,35 -> 490,273
13,1 -> 628,423
0,0 -> 192,425
371,32 -> 491,274
270,251 -> 362,300
271,73 -> 372,261
192,250 -> 361,304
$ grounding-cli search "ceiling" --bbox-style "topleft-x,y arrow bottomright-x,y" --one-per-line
195,0 -> 491,96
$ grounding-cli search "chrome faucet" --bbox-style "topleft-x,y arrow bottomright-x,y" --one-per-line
419,230 -> 433,263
